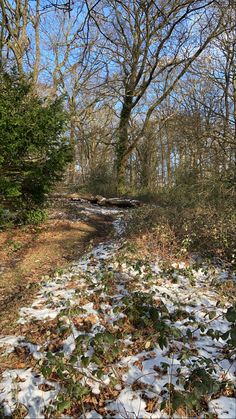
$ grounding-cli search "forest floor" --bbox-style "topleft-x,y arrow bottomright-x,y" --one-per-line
0,198 -> 235,418
0,197 -> 113,334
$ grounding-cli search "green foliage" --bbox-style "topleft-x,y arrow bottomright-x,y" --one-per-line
21,209 -> 48,225
41,348 -> 91,416
221,305 -> 236,347
161,363 -> 221,416
0,71 -> 72,223
121,291 -> 173,349
41,325 -> 122,416
225,305 -> 236,323
74,330 -> 121,367
6,239 -> 23,252
185,367 -> 220,396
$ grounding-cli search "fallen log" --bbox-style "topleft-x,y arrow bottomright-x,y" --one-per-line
68,194 -> 141,207
102,197 -> 141,207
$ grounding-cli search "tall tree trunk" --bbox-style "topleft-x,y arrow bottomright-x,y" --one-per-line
159,131 -> 165,186
0,1 -> 6,67
233,71 -> 236,166
33,0 -> 40,85
116,101 -> 132,195
66,96 -> 77,185
15,51 -> 23,76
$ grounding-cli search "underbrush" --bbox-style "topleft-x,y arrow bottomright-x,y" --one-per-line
85,163 -> 116,197
127,187 -> 236,267
29,255 -> 236,417
0,206 -> 48,227
1,205 -> 235,417
21,209 -> 48,225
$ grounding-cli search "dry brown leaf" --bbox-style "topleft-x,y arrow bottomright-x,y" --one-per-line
145,397 -> 158,413
134,360 -> 144,371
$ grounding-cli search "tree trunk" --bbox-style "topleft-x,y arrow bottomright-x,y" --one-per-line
232,66 -> 236,166
15,52 -> 24,77
116,101 -> 132,195
0,1 -> 6,66
33,0 -> 40,86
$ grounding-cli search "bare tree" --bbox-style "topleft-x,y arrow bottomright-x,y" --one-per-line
42,6 -> 110,182
0,0 -> 31,75
88,0 -> 224,193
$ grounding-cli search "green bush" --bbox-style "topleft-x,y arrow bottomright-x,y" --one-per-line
0,71 -> 72,223
21,209 -> 48,225
0,205 -> 15,226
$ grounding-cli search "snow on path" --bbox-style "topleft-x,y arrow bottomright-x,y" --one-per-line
0,205 -> 235,418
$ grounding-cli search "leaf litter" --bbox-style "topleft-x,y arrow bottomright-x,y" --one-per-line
0,205 -> 235,418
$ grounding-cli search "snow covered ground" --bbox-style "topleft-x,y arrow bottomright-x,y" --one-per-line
0,206 -> 235,418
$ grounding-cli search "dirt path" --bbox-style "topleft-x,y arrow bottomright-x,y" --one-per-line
0,197 -> 114,334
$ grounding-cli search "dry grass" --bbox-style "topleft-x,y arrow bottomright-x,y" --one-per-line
126,204 -> 236,266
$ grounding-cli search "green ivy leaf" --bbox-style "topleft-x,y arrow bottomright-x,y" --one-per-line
221,331 -> 230,340
46,351 -> 54,361
56,367 -> 65,380
57,399 -> 71,413
186,328 -> 192,338
208,311 -> 216,320
76,334 -> 90,344
158,334 -> 167,349
81,356 -> 90,368
185,392 -> 199,408
226,307 -> 236,323
103,332 -> 116,344
172,391 -> 186,411
73,384 -> 90,398
70,355 -> 78,365
96,368 -> 104,379
110,376 -> 119,386
159,400 -> 167,411
230,325 -> 236,347
41,365 -> 52,378
92,355 -> 103,367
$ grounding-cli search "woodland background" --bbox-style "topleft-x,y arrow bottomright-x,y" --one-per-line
0,3 -> 236,417
0,0 -> 235,262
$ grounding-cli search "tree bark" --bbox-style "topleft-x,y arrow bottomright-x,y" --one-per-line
116,100 -> 132,195
33,0 -> 40,85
